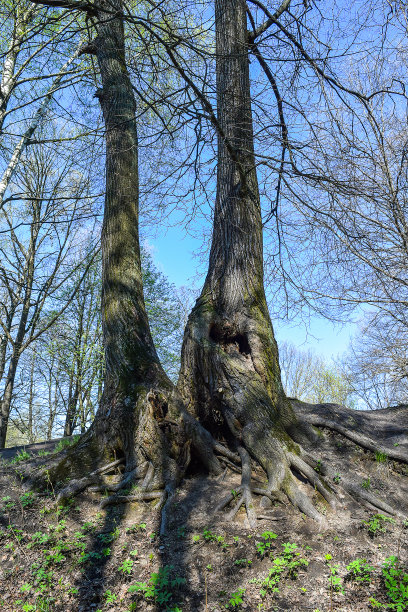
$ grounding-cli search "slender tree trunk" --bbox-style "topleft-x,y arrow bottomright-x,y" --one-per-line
27,353 -> 36,443
64,303 -> 84,436
0,212 -> 37,448
64,369 -> 76,437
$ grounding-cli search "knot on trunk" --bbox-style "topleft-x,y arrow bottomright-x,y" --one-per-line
147,390 -> 168,421
209,321 -> 251,356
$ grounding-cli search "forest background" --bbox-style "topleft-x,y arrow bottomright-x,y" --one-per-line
0,0 -> 407,447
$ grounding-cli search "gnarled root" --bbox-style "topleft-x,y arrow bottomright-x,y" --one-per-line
291,399 -> 408,464
30,381 -> 407,528
56,458 -> 124,504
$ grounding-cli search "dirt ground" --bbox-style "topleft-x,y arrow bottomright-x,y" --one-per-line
0,429 -> 407,611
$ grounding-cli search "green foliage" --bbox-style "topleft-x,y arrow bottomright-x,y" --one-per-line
375,452 -> 388,464
97,527 -> 120,544
381,556 -> 408,611
279,342 -> 354,407
20,492 -> 36,508
314,460 -> 323,474
234,558 -> 252,566
141,249 -> 185,381
118,559 -> 134,575
362,478 -> 371,489
259,542 -> 308,598
325,554 -> 344,594
28,532 -> 51,548
255,531 -> 278,557
346,558 -> 375,583
226,588 -> 246,609
202,528 -> 217,542
128,565 -> 185,609
10,450 -> 31,464
363,514 -> 396,537
54,435 -> 80,453
104,590 -> 117,604
126,522 -> 146,534
1,495 -> 15,511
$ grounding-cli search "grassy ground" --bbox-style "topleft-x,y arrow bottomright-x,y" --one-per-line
0,431 -> 407,612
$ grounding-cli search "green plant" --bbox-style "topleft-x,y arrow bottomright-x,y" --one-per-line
325,554 -> 344,594
234,558 -> 252,566
29,532 -> 52,548
126,522 -> 146,534
203,528 -> 217,542
97,527 -> 120,544
226,587 -> 246,609
217,534 -> 229,549
255,531 -> 277,557
54,435 -> 80,453
381,555 -> 408,611
10,450 -> 31,464
314,459 -> 323,474
333,473 -> 341,484
128,565 -> 185,609
375,451 -> 388,463
259,542 -> 308,598
104,590 -> 117,604
79,550 -> 102,564
192,534 -> 200,543
20,492 -> 36,508
119,559 -> 134,575
1,496 -> 15,511
346,558 -> 375,583
362,478 -> 371,490
363,514 -> 396,537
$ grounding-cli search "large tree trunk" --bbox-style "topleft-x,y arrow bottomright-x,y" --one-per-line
46,0 -> 221,504
176,0 -> 342,522
179,0 -> 298,460
55,0 -> 171,474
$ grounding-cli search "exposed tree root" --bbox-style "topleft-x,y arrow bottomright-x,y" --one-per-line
99,490 -> 164,509
291,399 -> 408,464
20,377 -> 407,531
56,458 -> 124,503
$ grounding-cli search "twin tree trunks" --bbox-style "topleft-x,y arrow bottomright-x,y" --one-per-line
29,0 -> 407,526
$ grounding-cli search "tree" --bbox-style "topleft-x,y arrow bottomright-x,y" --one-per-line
279,342 -> 353,407
0,140 -> 96,448
341,315 -> 408,411
27,0 -> 408,525
0,1 -> 89,212
25,0 -> 222,519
